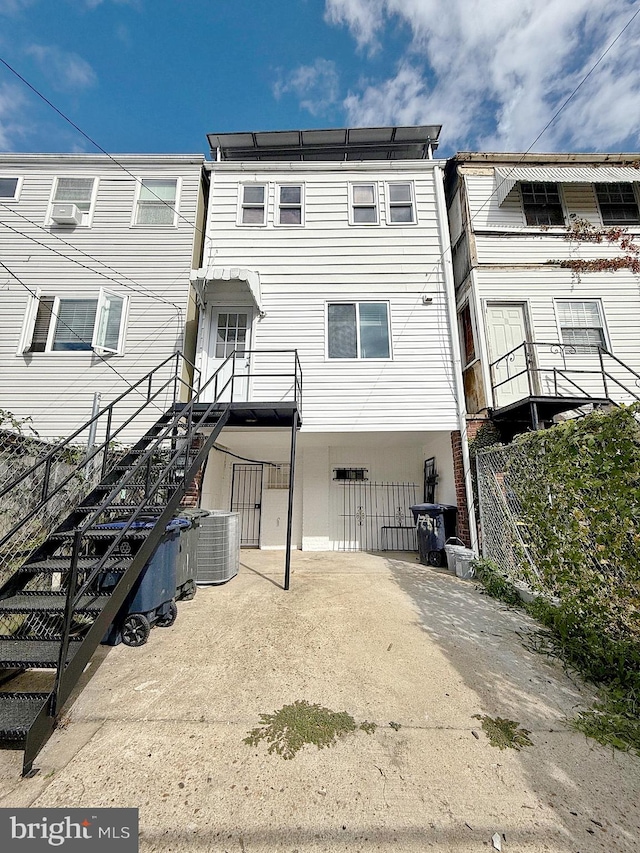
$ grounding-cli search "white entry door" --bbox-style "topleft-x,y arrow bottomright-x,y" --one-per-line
204,307 -> 253,402
486,303 -> 532,407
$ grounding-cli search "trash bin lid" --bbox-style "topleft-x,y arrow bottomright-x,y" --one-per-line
410,503 -> 457,514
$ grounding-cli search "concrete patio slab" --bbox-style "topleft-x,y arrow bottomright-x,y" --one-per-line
0,551 -> 638,852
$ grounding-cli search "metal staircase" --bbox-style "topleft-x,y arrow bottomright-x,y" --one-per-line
0,349 -> 301,775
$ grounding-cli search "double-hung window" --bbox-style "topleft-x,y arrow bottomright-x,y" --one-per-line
135,178 -> 178,225
49,177 -> 96,226
277,185 -> 303,225
0,177 -> 21,201
19,289 -> 128,354
595,183 -> 640,225
240,185 -> 266,225
327,302 -> 390,359
350,183 -> 378,224
556,300 -> 607,353
520,182 -> 564,226
386,182 -> 415,224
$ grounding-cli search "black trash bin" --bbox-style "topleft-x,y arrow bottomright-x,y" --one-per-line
410,503 -> 457,567
175,509 -> 210,600
98,518 -> 182,647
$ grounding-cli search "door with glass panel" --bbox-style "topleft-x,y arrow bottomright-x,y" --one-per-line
205,307 -> 253,402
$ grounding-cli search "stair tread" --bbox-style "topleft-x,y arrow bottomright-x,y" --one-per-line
0,639 -> 81,669
50,528 -> 150,540
0,693 -> 51,740
79,505 -> 166,513
0,593 -> 110,613
20,556 -> 132,573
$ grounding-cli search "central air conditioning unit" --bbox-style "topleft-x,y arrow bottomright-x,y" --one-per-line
51,203 -> 83,225
196,510 -> 240,584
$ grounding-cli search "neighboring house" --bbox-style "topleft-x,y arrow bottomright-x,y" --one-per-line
0,154 -> 206,441
189,126 -> 473,551
445,153 -> 640,439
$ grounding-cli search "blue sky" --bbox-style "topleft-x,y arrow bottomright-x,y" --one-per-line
1,0 -> 639,157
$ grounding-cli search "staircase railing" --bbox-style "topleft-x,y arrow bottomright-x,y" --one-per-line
490,341 -> 640,408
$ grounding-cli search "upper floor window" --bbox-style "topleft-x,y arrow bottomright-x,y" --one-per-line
277,184 -> 303,225
350,183 -> 378,224
386,182 -> 415,224
327,301 -> 390,359
18,289 -> 128,355
0,177 -> 21,201
240,184 -> 266,225
135,178 -> 178,226
49,177 -> 97,226
556,300 -> 607,353
520,182 -> 564,226
595,182 -> 640,225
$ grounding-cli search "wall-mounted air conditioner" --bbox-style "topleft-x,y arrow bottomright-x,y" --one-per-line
196,510 -> 240,584
51,203 -> 82,225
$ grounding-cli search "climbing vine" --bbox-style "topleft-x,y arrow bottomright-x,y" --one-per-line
549,217 -> 640,274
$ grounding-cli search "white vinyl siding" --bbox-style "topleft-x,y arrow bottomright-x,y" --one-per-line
134,178 -> 178,225
201,164 -> 457,431
1,154 -> 203,438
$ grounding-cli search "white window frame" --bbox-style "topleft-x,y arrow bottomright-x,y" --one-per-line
46,176 -> 99,227
594,182 -> 640,227
132,177 -> 180,227
0,176 -> 23,202
325,300 -> 392,360
17,289 -> 129,355
553,298 -> 610,354
237,183 -> 268,226
349,182 -> 379,226
275,183 -> 304,227
266,463 -> 291,489
385,181 -> 416,225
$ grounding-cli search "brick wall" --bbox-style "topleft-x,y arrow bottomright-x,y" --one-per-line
450,418 -> 486,546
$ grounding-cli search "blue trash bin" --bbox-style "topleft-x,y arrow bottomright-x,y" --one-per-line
410,503 -> 457,567
99,518 -> 182,647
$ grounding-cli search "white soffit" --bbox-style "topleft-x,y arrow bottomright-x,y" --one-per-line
494,165 -> 640,206
190,267 -> 262,311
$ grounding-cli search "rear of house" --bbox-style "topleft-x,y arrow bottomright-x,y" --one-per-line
445,153 -> 640,439
0,154 -> 205,441
190,127 -> 467,551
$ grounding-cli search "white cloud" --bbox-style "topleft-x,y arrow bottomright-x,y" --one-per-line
327,0 -> 640,152
25,44 -> 98,91
0,81 -> 27,149
0,0 -> 36,14
274,58 -> 340,117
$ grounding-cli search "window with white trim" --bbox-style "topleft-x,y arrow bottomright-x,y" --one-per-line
595,182 -> 640,225
135,178 -> 178,225
49,177 -> 96,226
0,177 -> 21,200
386,181 -> 415,224
556,300 -> 607,353
327,302 -> 390,359
18,289 -> 128,354
350,183 -> 378,224
266,464 -> 291,489
240,184 -> 266,225
277,184 -> 303,225
520,182 -> 564,226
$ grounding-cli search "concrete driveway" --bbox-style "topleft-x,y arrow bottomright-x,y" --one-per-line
0,551 -> 638,852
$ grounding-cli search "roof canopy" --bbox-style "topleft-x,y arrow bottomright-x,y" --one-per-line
495,165 -> 640,205
190,267 -> 262,312
207,126 -> 441,162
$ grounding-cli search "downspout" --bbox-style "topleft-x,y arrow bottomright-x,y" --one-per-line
432,164 -> 479,553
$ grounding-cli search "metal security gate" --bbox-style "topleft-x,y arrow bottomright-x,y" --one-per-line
231,463 -> 263,547
337,482 -> 419,552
